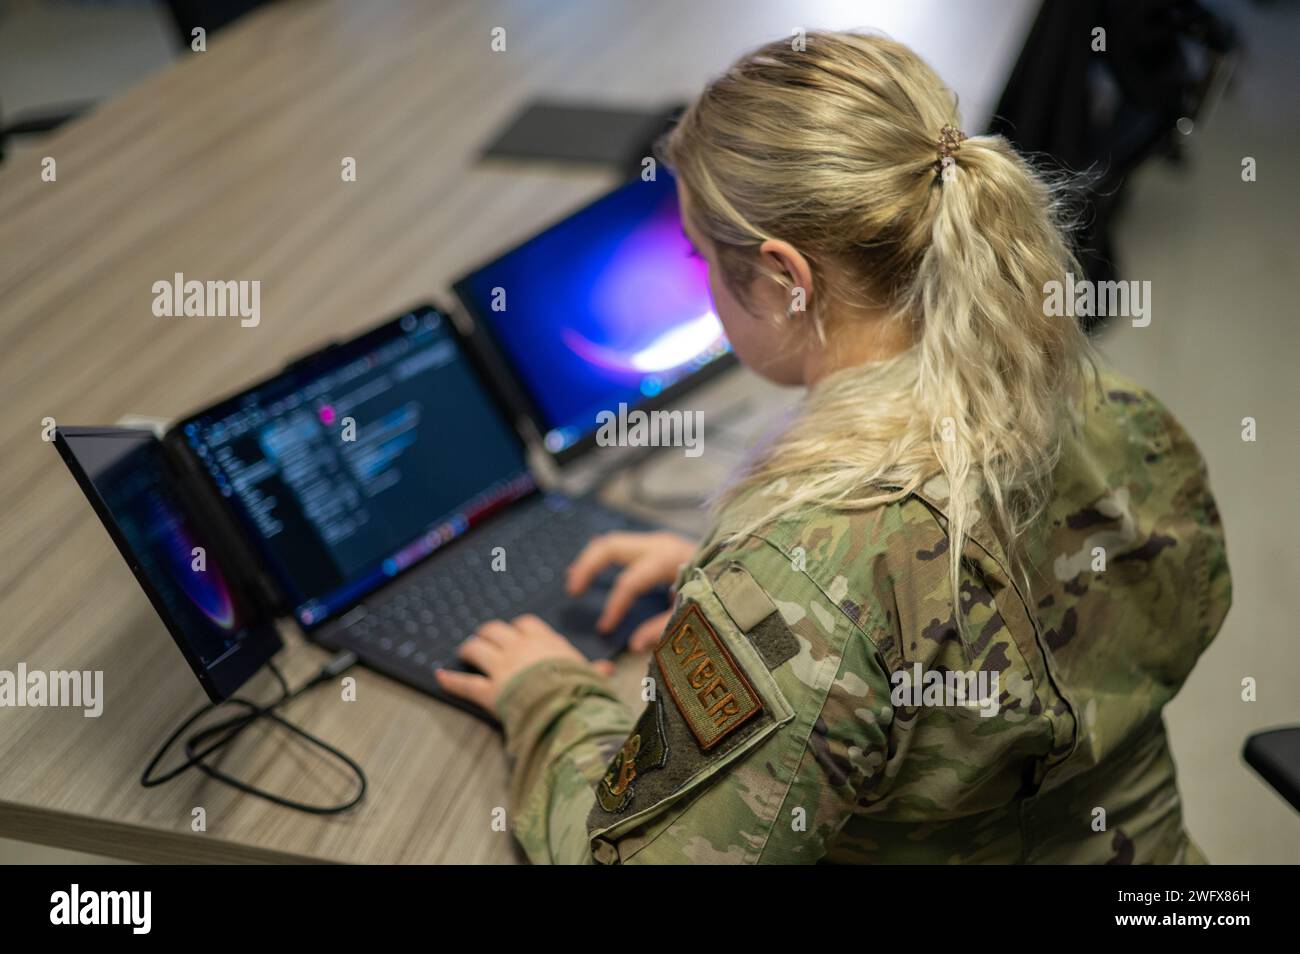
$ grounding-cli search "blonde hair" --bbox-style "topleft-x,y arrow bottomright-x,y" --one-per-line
664,32 -> 1093,639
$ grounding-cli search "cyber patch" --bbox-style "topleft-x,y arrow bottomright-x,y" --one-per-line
654,603 -> 762,751
596,698 -> 668,813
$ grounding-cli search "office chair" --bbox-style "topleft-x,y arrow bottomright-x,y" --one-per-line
162,0 -> 270,48
1244,728 -> 1300,814
0,0 -> 272,161
989,0 -> 1238,332
0,101 -> 93,162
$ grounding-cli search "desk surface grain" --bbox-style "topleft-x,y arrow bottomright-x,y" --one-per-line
0,0 -> 1034,863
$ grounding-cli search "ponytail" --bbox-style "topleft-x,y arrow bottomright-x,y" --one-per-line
913,134 -> 1090,628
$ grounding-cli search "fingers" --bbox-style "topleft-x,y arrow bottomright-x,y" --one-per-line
591,660 -> 616,677
460,617 -> 544,671
509,613 -> 557,639
598,559 -> 665,633
566,532 -> 643,596
444,614 -> 606,713
434,668 -> 494,709
474,618 -> 519,648
457,634 -> 502,673
628,610 -> 672,653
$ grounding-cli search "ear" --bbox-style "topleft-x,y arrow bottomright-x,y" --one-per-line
757,239 -> 814,315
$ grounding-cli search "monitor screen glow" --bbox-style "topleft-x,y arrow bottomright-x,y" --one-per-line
455,173 -> 730,455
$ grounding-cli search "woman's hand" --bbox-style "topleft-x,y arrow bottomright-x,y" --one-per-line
435,614 -> 614,714
566,531 -> 698,651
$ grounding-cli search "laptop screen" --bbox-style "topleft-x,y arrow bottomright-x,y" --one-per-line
179,306 -> 534,629
55,428 -> 281,701
453,172 -> 731,459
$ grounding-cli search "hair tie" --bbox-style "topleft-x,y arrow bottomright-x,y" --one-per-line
934,124 -> 967,175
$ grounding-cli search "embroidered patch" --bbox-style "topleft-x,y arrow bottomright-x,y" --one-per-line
596,698 -> 667,813
654,603 -> 762,751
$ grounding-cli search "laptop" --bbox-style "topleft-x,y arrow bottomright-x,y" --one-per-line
452,170 -> 735,466
56,174 -> 732,717
55,305 -> 665,717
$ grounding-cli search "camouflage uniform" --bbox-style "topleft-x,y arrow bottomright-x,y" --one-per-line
497,369 -> 1232,863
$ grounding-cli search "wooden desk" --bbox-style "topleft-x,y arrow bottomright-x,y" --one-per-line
0,0 -> 1036,863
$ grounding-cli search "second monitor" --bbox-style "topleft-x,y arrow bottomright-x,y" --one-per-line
453,172 -> 734,465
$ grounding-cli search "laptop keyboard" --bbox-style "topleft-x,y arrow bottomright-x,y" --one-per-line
326,494 -> 650,684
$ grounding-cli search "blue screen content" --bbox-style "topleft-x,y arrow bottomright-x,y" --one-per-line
182,308 -> 534,628
456,173 -> 728,453
64,431 -> 262,672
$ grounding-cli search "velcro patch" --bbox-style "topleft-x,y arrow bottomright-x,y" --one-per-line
596,699 -> 668,814
654,603 -> 762,750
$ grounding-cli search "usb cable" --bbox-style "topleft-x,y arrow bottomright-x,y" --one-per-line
141,651 -> 367,815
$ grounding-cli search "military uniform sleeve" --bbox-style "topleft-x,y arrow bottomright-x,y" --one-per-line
583,535 -> 895,864
496,658 -> 636,864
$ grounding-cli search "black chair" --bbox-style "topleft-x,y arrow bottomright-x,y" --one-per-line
162,0 -> 270,48
1244,727 -> 1300,813
0,0 -> 272,161
989,0 -> 1238,332
0,101 -> 94,162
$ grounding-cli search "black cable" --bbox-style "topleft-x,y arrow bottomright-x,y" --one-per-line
141,652 -> 367,815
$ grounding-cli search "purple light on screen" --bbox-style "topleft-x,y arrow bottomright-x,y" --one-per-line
149,494 -> 237,631
562,196 -> 722,378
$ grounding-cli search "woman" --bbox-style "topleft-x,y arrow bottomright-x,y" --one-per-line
436,31 -> 1231,864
